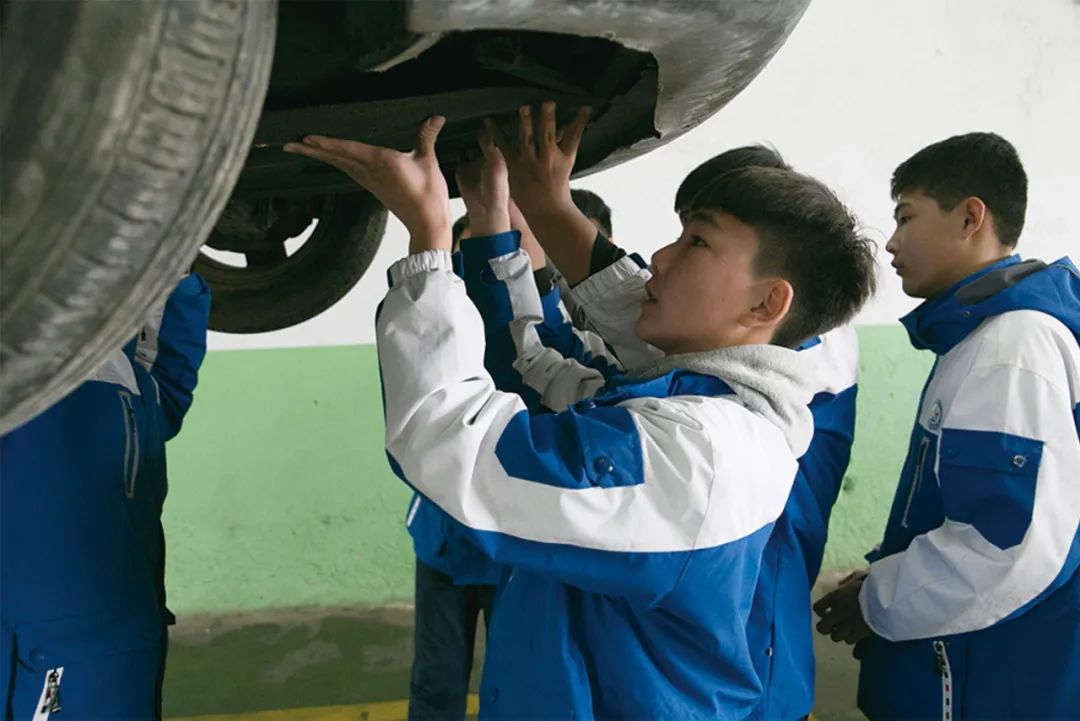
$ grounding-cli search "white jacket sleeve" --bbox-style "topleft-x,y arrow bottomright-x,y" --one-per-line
377,251 -> 795,603
566,256 -> 664,370
860,313 -> 1080,640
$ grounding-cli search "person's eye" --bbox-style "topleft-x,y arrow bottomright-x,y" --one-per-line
689,235 -> 707,248
897,215 -> 912,227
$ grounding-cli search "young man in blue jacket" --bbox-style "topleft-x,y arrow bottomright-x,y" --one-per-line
493,137 -> 863,720
285,104 -> 875,719
814,132 -> 1080,720
1,273 -> 210,719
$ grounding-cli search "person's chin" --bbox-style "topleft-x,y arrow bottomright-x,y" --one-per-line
900,275 -> 926,299
634,315 -> 659,346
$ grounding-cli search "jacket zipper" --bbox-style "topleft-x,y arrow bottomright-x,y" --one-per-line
901,436 -> 931,529
933,640 -> 953,721
119,391 -> 139,498
32,667 -> 63,720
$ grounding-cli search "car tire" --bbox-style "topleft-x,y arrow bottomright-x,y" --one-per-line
0,0 -> 276,434
193,192 -> 387,334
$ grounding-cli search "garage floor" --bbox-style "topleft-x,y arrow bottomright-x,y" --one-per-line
162,577 -> 865,721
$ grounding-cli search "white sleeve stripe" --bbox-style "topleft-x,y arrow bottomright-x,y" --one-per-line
487,250 -> 609,411
390,390 -> 793,553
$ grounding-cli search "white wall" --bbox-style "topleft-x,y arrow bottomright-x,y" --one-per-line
211,0 -> 1080,351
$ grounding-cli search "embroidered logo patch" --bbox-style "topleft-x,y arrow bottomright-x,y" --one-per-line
928,399 -> 943,430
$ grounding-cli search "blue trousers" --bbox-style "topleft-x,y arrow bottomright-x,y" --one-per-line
409,560 -> 496,721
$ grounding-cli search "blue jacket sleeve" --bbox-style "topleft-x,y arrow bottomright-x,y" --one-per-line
459,232 -> 622,408
133,273 -> 211,439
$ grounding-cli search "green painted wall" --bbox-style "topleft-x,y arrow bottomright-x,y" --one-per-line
163,326 -> 933,614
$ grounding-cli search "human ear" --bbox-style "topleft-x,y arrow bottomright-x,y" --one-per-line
960,196 -> 987,239
747,278 -> 794,329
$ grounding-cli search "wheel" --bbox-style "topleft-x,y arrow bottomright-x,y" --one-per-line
193,192 -> 387,333
0,0 -> 276,434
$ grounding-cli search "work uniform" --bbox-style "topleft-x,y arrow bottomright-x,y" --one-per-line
856,256 -> 1080,720
377,237 -> 816,720
1,274 -> 210,720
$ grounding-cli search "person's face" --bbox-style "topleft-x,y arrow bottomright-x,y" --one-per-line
885,190 -> 970,298
636,211 -> 772,354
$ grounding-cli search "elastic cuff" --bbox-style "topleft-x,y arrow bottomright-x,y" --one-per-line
388,249 -> 454,287
571,255 -> 647,305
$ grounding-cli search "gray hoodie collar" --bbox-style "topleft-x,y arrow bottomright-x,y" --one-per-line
630,344 -> 815,457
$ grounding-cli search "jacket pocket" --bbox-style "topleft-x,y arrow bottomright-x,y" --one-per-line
938,428 -> 1043,550
901,435 -> 932,529
118,391 -> 140,499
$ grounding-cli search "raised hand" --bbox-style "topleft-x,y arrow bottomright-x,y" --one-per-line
455,129 -> 510,238
484,102 -> 598,284
284,116 -> 452,254
486,102 -> 591,216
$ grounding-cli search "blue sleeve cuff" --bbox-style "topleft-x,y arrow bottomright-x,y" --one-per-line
459,230 -> 522,272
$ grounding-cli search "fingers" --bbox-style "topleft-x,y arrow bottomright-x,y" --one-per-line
518,105 -> 536,158
283,140 -> 362,177
812,590 -> 839,617
293,134 -> 380,163
815,613 -> 838,636
539,100 -> 557,152
478,127 -> 503,164
558,105 -> 592,156
415,115 -> 446,158
484,117 -> 510,153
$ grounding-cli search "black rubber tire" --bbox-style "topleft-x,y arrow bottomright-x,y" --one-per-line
193,192 -> 387,334
0,0 -> 276,434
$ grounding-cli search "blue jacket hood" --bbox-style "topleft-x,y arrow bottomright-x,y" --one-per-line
901,255 -> 1080,355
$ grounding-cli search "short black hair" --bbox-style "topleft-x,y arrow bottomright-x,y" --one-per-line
451,214 -> 470,245
675,145 -> 790,213
684,166 -> 877,348
891,132 -> 1027,247
571,188 -> 613,238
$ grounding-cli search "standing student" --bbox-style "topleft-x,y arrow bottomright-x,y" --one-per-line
284,104 -> 875,719
814,132 -> 1080,720
1,274 -> 210,719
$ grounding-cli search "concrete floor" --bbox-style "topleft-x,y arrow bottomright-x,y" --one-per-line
164,581 -> 864,721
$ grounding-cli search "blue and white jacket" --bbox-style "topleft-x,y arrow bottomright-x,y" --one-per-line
377,244 -> 816,720
857,256 -> 1080,721
405,236 -> 621,586
559,251 -> 861,720
1,274 -> 210,636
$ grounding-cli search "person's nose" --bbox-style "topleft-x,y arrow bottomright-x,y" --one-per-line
885,231 -> 900,256
650,241 -> 675,276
